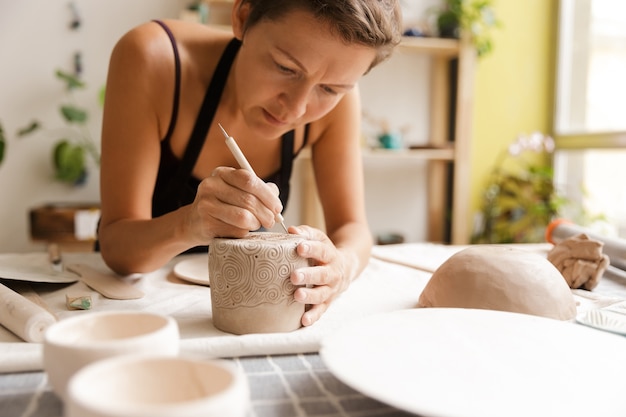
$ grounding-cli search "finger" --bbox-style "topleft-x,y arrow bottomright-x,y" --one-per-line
301,302 -> 329,327
214,205 -> 263,231
217,167 -> 283,214
215,167 -> 284,226
210,165 -> 236,178
296,239 -> 334,266
194,195 -> 259,236
205,169 -> 279,229
194,189 -> 264,236
290,225 -> 326,241
293,284 -> 334,305
266,181 -> 280,197
291,266 -> 333,287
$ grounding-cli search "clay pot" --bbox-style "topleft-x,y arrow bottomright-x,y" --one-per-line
66,355 -> 249,417
209,232 -> 308,334
43,310 -> 179,400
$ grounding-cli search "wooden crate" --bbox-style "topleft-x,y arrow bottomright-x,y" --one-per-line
29,203 -> 100,252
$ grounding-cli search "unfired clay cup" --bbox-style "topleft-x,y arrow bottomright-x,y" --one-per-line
43,310 -> 179,400
209,232 -> 308,334
65,355 -> 250,417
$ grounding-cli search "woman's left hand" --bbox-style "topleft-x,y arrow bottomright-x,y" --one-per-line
289,225 -> 356,326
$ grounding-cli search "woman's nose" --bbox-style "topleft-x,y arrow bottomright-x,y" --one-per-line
279,87 -> 308,120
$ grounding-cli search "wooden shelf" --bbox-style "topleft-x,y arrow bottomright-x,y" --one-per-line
370,36 -> 476,244
363,146 -> 455,161
398,36 -> 460,57
299,146 -> 455,162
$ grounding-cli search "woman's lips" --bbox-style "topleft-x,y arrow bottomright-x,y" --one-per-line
263,109 -> 288,127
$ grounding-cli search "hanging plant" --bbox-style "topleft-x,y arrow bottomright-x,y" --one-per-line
3,2 -> 101,185
17,69 -> 102,186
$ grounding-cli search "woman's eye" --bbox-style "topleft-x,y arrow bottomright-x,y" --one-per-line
276,63 -> 295,74
321,85 -> 338,95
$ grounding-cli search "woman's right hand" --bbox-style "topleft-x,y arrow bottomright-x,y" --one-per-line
187,166 -> 284,243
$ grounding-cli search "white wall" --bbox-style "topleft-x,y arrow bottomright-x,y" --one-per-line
358,0 -> 442,243
0,0 -> 186,252
359,52 -> 432,243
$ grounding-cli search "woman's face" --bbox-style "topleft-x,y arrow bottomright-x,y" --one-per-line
232,8 -> 376,138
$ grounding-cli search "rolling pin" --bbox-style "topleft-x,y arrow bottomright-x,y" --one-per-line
546,219 -> 626,271
0,282 -> 57,343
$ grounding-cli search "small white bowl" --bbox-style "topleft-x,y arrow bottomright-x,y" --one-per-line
43,310 -> 179,400
65,355 -> 250,417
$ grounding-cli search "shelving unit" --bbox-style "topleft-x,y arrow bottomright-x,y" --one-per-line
400,34 -> 476,245
300,35 -> 476,245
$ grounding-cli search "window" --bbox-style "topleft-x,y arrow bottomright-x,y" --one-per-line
555,0 -> 626,134
554,0 -> 626,238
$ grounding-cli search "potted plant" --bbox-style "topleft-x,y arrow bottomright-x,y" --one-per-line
435,0 -> 500,57
471,133 -> 567,243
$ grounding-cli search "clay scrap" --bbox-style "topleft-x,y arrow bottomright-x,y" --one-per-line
547,233 -> 609,290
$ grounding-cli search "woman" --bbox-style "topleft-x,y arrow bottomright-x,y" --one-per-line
98,0 -> 402,326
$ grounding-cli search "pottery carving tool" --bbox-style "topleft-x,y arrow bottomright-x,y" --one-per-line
218,123 -> 289,233
48,243 -> 63,272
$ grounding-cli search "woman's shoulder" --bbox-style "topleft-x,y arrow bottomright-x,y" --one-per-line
111,19 -> 233,66
144,19 -> 233,44
307,88 -> 362,146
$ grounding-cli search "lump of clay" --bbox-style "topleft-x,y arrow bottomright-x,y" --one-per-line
417,245 -> 577,320
547,233 -> 609,291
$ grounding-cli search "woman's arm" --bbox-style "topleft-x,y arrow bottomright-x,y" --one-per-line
98,24 -> 198,275
99,24 -> 283,275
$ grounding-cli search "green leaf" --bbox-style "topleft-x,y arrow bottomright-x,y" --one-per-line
55,69 -> 85,90
60,105 -> 88,124
98,85 -> 106,107
0,136 -> 5,166
53,140 -> 86,183
17,120 -> 42,137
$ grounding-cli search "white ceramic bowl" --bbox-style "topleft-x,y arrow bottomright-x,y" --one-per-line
43,310 -> 179,400
65,355 -> 250,417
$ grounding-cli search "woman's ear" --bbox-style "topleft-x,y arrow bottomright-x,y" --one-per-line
231,0 -> 250,40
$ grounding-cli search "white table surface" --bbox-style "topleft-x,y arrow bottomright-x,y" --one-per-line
1,243 -> 625,417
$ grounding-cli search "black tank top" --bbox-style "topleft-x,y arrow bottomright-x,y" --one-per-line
150,20 -> 308,253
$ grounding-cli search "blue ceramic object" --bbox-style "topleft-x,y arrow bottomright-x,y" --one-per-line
378,132 -> 402,149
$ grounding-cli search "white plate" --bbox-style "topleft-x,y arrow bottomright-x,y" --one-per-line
576,308 -> 626,335
0,253 -> 78,283
173,256 -> 209,286
320,308 -> 626,417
